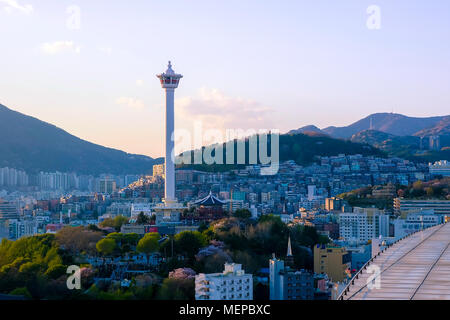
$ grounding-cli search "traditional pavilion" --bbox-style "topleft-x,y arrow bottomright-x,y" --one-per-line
183,191 -> 226,223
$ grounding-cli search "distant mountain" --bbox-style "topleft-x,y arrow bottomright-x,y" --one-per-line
350,130 -> 420,158
322,113 -> 448,138
288,125 -> 327,136
350,129 -> 450,162
0,104 -> 163,175
414,116 -> 450,137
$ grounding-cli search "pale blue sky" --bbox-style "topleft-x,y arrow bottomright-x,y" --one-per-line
1,0 -> 449,157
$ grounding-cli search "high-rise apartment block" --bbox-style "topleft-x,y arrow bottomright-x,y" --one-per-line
339,207 -> 390,243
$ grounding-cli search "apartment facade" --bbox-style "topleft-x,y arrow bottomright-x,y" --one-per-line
314,244 -> 351,283
195,263 -> 253,300
269,258 -> 314,300
339,207 -> 390,243
394,198 -> 450,215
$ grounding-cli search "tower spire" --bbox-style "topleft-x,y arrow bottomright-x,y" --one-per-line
287,236 -> 293,257
285,235 -> 294,267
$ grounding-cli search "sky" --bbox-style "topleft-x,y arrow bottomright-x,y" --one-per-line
1,0 -> 450,158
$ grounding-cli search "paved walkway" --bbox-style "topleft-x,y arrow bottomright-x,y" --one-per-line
343,223 -> 450,300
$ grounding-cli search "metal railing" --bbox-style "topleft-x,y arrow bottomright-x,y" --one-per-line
336,222 -> 447,300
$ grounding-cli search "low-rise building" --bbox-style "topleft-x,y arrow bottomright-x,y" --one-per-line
195,263 -> 253,300
394,198 -> 450,215
314,244 -> 351,283
393,210 -> 443,238
429,160 -> 450,177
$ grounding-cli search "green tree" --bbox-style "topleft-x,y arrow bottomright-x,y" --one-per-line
44,264 -> 67,280
100,215 -> 129,232
136,212 -> 151,225
156,278 -> 194,300
137,233 -> 160,263
413,180 -> 423,190
96,238 -> 116,256
173,231 -> 207,260
9,287 -> 32,299
234,209 -> 252,219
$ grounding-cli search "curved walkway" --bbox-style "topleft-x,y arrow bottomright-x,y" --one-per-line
341,223 -> 450,300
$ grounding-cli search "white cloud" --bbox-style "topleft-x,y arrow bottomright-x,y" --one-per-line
40,41 -> 81,55
176,88 -> 275,132
116,97 -> 145,110
1,0 -> 33,14
136,80 -> 145,87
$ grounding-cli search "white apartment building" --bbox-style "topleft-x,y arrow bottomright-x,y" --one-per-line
429,160 -> 450,177
393,210 -> 443,238
195,263 -> 253,300
394,198 -> 450,215
339,207 -> 390,243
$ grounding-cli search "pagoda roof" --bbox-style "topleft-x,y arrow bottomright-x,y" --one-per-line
194,191 -> 226,206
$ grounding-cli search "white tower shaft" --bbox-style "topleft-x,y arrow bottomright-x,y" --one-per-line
165,88 -> 175,201
157,61 -> 183,203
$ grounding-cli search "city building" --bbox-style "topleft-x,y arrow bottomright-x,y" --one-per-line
429,136 -> 441,151
153,164 -> 165,178
8,219 -> 38,240
186,191 -> 226,222
269,257 -> 314,300
0,200 -> 19,222
394,198 -> 450,215
98,177 -> 116,194
195,263 -> 253,300
314,244 -> 351,283
371,183 -> 396,198
0,167 -> 29,187
429,160 -> 450,177
393,210 -> 443,238
344,243 -> 371,272
131,203 -> 153,218
339,207 -> 390,243
325,197 -> 345,212
120,224 -> 157,236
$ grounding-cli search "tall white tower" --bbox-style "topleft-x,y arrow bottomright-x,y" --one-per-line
157,61 -> 183,202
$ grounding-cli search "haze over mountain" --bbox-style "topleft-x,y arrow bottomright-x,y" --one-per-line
2,104 -> 449,176
291,113 -> 450,139
414,116 -> 450,137
0,104 -> 163,175
350,129 -> 450,163
288,125 -> 327,136
289,113 -> 450,163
